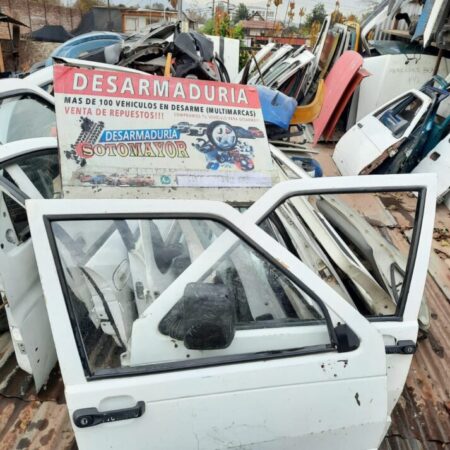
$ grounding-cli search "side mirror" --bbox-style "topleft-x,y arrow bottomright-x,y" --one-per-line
183,282 -> 236,351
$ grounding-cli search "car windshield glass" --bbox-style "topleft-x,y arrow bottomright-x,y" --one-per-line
0,94 -> 55,145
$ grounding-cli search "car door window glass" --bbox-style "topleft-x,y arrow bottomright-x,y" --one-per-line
48,218 -> 330,376
1,187 -> 29,243
15,153 -> 61,198
376,94 -> 424,138
0,152 -> 60,244
261,190 -> 421,321
0,94 -> 56,144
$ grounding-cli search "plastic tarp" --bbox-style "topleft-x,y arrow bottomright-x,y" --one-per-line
30,25 -> 73,43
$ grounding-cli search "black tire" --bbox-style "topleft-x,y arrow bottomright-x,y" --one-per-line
207,121 -> 238,151
0,308 -> 9,333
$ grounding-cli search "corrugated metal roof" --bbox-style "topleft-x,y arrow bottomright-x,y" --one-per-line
0,332 -> 75,450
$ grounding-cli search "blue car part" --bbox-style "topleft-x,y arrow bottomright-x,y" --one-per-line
291,156 -> 323,177
423,114 -> 450,155
256,86 -> 297,130
45,32 -> 123,66
377,81 -> 450,174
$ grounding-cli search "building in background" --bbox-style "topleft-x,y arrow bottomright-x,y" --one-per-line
247,5 -> 275,21
239,12 -> 305,47
121,8 -> 197,33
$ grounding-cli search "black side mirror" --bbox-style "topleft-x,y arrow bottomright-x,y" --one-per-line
183,282 -> 236,351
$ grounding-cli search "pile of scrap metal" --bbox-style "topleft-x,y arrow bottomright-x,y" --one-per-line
334,75 -> 450,204
237,17 -> 359,104
72,22 -> 230,82
27,22 -> 229,84
236,16 -> 368,146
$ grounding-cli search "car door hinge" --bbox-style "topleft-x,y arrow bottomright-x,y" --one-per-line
385,340 -> 416,355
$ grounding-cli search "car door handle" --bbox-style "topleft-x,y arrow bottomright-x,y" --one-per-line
385,340 -> 416,355
73,401 -> 146,428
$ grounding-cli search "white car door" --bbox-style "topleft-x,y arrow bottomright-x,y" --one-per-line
0,138 -> 59,390
0,78 -> 55,145
28,197 -> 390,450
248,174 -> 436,413
334,90 -> 432,175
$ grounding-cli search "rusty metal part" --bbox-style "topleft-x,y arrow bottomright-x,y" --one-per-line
0,332 -> 75,449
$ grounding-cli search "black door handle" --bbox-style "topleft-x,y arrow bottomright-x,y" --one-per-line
73,401 -> 146,428
385,340 -> 416,355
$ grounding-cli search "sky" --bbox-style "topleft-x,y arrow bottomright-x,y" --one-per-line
100,0 -> 378,19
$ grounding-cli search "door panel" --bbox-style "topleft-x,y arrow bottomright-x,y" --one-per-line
0,144 -> 59,390
247,174 -> 437,411
334,90 -> 432,175
28,198 -> 389,450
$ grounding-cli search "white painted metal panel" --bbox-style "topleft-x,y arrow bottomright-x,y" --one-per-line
336,89 -> 432,175
413,135 -> 450,201
207,35 -> 240,81
357,54 -> 450,122
333,121 -> 382,175
424,0 -> 446,46
247,174 -> 437,413
28,197 -> 389,450
0,86 -> 58,389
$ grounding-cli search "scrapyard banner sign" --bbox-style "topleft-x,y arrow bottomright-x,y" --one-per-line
53,65 -> 273,200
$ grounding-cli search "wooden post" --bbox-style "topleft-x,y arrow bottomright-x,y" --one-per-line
43,0 -> 48,25
0,43 -> 5,73
164,52 -> 172,77
433,48 -> 443,76
26,0 -> 32,31
69,5 -> 73,30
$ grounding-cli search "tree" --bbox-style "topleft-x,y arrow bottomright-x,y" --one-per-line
331,0 -> 344,25
185,0 -> 207,24
152,2 -> 165,10
234,3 -> 249,23
272,0 -> 282,35
201,19 -> 215,35
346,13 -> 359,23
283,25 -> 299,36
74,0 -> 105,14
304,3 -> 327,29
331,9 -> 344,24
286,1 -> 295,28
298,6 -> 305,28
200,9 -> 243,39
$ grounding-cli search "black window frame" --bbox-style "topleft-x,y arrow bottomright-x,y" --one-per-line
43,212 -> 340,381
257,186 -> 427,323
